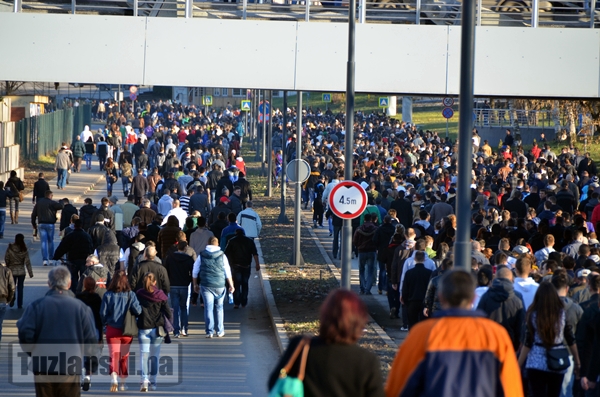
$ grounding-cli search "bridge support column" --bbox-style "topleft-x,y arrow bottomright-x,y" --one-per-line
386,96 -> 397,116
402,97 -> 413,122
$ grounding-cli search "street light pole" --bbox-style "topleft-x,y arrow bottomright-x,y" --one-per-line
277,91 -> 290,224
266,90 -> 273,197
293,91 -> 304,266
455,0 -> 477,271
342,0 -> 357,290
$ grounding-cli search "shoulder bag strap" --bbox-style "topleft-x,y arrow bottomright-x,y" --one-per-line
296,338 -> 311,382
280,337 -> 309,377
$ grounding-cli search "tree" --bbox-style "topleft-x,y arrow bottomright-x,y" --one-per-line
1,81 -> 25,97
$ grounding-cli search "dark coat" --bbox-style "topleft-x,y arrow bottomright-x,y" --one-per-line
96,232 -> 122,274
131,259 -> 170,294
60,203 -> 78,232
476,278 -> 525,350
79,204 -> 98,231
131,174 -> 149,198
32,178 -> 50,203
53,228 -> 93,262
372,223 -> 396,262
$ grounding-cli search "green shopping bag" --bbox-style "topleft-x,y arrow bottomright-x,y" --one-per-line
269,337 -> 311,397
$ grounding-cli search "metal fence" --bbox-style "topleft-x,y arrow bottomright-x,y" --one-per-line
11,0 -> 600,28
472,108 -> 566,129
16,104 -> 91,160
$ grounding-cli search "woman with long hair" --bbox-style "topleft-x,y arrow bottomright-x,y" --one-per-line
104,157 -> 118,197
4,233 -> 33,309
0,181 -> 12,238
518,282 -> 580,397
268,289 -> 384,397
84,137 -> 95,170
76,277 -> 103,391
100,270 -> 142,392
6,170 -> 24,225
136,272 -> 172,392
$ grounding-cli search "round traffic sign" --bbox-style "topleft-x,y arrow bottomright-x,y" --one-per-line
443,97 -> 454,107
129,85 -> 138,94
329,181 -> 368,220
129,93 -> 137,101
286,159 -> 310,183
442,107 -> 454,119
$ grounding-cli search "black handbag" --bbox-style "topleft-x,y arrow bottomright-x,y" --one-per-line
122,293 -> 139,337
546,345 -> 570,371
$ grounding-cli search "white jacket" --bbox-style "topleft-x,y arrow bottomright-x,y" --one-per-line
513,277 -> 539,310
237,208 -> 262,238
322,179 -> 340,209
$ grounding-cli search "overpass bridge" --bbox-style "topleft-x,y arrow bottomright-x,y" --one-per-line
1,0 -> 600,98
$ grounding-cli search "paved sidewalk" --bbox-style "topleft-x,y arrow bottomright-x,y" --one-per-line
299,205 -> 408,347
0,164 -> 279,396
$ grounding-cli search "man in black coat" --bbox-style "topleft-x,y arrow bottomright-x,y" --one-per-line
79,198 -> 97,231
390,190 -> 413,230
88,214 -> 111,250
372,215 -> 396,295
503,190 -> 528,219
476,266 -> 525,350
224,229 -> 260,308
131,168 -> 149,206
234,172 -> 252,208
92,197 -> 115,232
130,245 -> 170,294
401,251 -> 432,330
53,219 -> 94,293
59,198 -> 78,233
32,172 -> 50,204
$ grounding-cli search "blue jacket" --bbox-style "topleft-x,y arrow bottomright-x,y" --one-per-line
220,222 -> 243,250
100,290 -> 142,329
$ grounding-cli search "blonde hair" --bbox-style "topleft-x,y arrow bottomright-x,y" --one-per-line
143,272 -> 157,293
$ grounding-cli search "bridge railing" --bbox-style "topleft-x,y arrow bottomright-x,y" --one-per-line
11,0 -> 599,28
472,108 -> 565,129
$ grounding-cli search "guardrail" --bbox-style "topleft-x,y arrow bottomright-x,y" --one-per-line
472,108 -> 566,129
10,0 -> 600,27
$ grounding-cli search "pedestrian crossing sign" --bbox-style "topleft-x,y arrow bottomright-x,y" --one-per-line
322,93 -> 332,103
379,97 -> 389,107
241,100 -> 251,112
202,95 -> 213,106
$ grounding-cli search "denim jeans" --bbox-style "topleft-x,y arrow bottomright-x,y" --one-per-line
0,303 -> 6,343
377,260 -> 387,292
0,209 -> 5,237
387,281 -> 400,314
13,275 -> 25,308
138,328 -> 163,384
121,177 -> 131,196
57,168 -> 68,189
106,176 -> 113,194
332,225 -> 342,258
38,223 -> 55,261
201,286 -> 225,336
84,153 -> 92,169
358,252 -> 376,294
170,286 -> 190,335
232,267 -> 251,307
560,355 -> 574,397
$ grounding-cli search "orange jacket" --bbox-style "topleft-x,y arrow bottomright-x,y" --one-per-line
386,310 -> 523,397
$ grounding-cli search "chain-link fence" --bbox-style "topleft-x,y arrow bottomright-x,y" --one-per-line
15,104 -> 91,160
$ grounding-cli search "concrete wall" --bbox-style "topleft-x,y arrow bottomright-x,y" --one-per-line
1,13 -> 599,98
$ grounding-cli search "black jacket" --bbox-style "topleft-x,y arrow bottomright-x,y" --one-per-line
32,178 -> 50,203
53,228 -> 93,262
224,235 -> 258,269
136,288 -> 172,330
96,233 -> 122,275
31,197 -> 64,226
60,203 -> 78,232
229,194 -> 243,215
372,223 -> 396,262
390,198 -> 413,229
424,272 -> 445,315
476,278 -> 525,350
165,251 -> 194,287
131,259 -> 170,294
79,204 -> 98,231
234,177 -> 252,203
88,223 -> 111,250
93,206 -> 115,231
401,263 -> 432,302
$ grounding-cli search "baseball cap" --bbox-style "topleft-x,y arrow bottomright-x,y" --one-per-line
578,269 -> 592,278
109,196 -> 119,204
512,245 -> 530,254
220,196 -> 230,204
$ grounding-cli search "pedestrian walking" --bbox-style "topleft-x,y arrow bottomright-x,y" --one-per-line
104,157 -> 118,197
4,233 -> 33,309
0,181 -> 14,238
32,172 -> 49,205
165,241 -> 194,338
17,266 -> 97,397
236,201 -> 262,239
71,135 -> 86,172
100,270 -> 142,392
131,168 -> 149,206
53,219 -> 94,292
0,262 -> 15,343
193,236 -> 235,338
96,136 -> 109,171
31,190 -> 64,266
268,289 -> 384,397
6,170 -> 24,224
120,160 -> 133,198
76,276 -> 103,392
352,213 -> 378,295
76,255 -> 110,297
84,137 -> 95,171
136,272 -> 173,392
224,229 -> 260,308
55,145 -> 71,190
518,282 -> 581,397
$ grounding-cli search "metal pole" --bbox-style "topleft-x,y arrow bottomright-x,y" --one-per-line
477,0 -> 482,26
415,0 -> 421,24
13,0 -> 20,13
118,84 -> 121,118
590,0 -> 596,28
267,90 -> 274,197
455,0 -> 476,271
71,0 -> 76,14
255,90 -> 262,161
532,0 -> 539,27
277,91 -> 289,224
261,91 -> 267,177
294,91 -> 303,265
305,0 -> 310,21
342,0 -> 356,290
134,0 -> 138,17
185,0 -> 192,18
359,0 -> 366,23
243,0 -> 248,20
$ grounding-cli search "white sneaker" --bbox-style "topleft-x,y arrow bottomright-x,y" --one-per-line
140,380 -> 149,392
43,260 -> 48,266
150,383 -> 157,391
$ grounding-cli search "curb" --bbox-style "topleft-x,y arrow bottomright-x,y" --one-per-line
298,204 -> 399,349
255,238 -> 290,353
71,174 -> 106,204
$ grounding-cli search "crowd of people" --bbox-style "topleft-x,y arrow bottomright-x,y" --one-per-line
3,97 -> 600,396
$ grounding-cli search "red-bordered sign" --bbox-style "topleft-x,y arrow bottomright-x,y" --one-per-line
329,181 -> 368,219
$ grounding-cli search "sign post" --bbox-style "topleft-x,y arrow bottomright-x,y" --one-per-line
329,181 -> 368,220
322,93 -> 332,111
379,97 -> 389,109
442,98 -> 454,138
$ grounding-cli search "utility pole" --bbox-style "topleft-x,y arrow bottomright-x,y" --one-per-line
293,91 -> 304,266
277,91 -> 289,224
266,90 -> 273,197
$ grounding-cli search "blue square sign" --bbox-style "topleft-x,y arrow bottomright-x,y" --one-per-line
379,97 -> 389,108
322,93 -> 332,103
